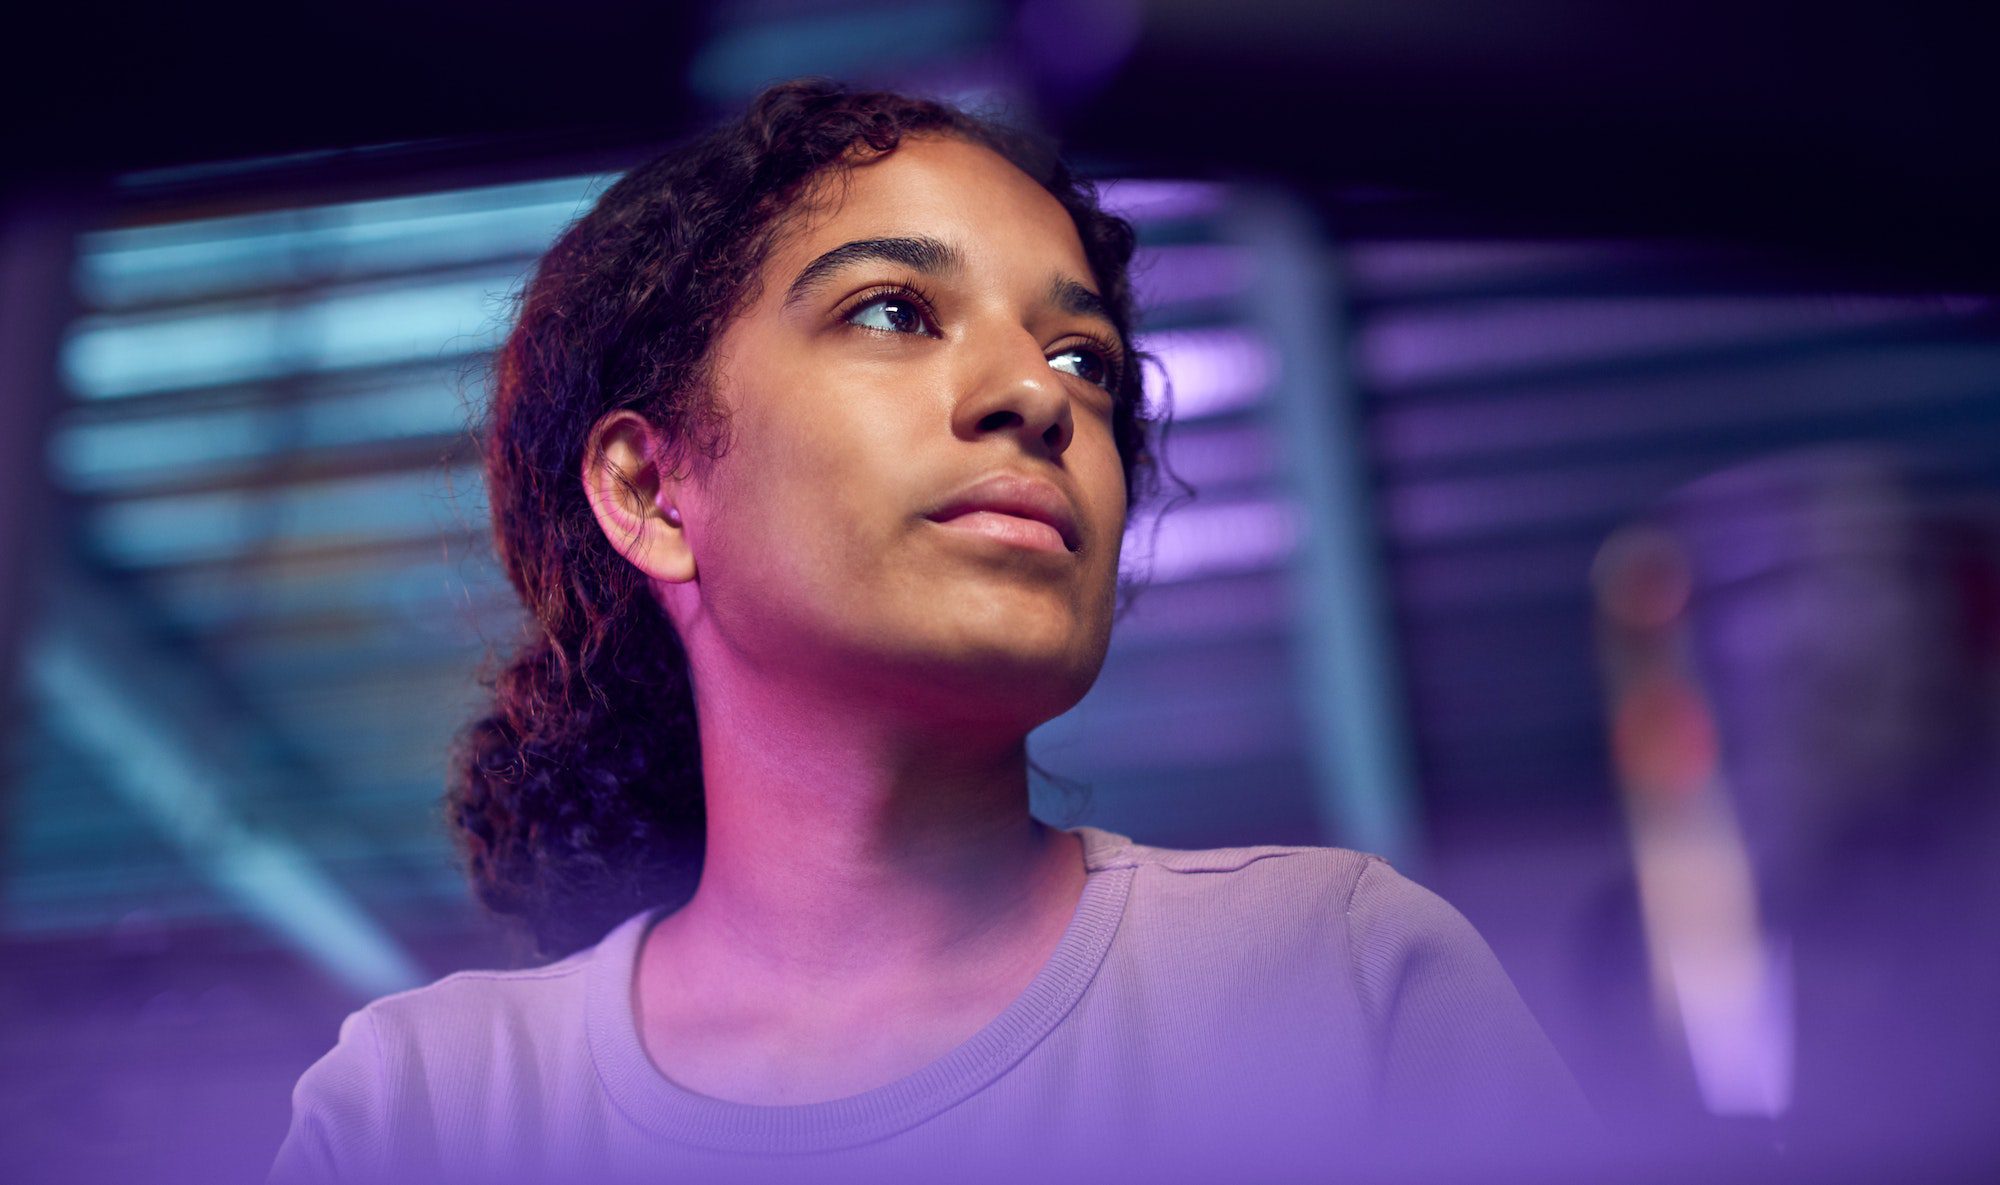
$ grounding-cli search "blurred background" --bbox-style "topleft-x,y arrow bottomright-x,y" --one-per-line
3,1 -> 1998,1182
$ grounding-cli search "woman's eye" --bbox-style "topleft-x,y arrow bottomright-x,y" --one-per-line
1049,346 -> 1113,389
847,296 -> 931,335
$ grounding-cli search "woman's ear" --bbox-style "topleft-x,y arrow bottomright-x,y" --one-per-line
581,410 -> 697,584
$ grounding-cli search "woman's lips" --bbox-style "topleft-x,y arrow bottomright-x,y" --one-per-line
928,509 -> 1071,553
922,471 -> 1083,552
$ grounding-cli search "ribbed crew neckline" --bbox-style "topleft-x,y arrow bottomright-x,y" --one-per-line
584,824 -> 1140,1153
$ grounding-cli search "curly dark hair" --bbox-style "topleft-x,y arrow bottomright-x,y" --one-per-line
447,78 -> 1162,962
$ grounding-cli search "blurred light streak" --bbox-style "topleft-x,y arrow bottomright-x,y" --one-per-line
76,176 -> 602,307
1372,342 -> 2000,468
689,1 -> 1000,102
1098,179 -> 1227,224
145,552 -> 508,634
1136,327 -> 1275,420
1105,570 -> 1291,647
1130,243 -> 1250,313
63,274 -> 519,399
1150,421 -> 1276,493
1339,239 -> 1707,300
50,375 -> 473,491
1360,294 -> 1991,393
86,465 -> 483,569
1384,458 -> 1702,544
23,573 -> 423,997
1125,498 -> 1298,585
1595,526 -> 1793,1118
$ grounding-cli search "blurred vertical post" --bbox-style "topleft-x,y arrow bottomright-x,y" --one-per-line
1229,190 -> 1421,868
0,190 -> 89,909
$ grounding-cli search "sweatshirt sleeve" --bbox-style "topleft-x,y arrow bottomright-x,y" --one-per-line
267,1007 -> 392,1185
1344,855 -> 1600,1160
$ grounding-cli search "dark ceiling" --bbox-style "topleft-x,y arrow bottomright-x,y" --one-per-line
6,0 -> 1994,278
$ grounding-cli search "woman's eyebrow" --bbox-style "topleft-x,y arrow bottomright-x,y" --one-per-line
1048,276 -> 1111,323
783,235 -> 963,308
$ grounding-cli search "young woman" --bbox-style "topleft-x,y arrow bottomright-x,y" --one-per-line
271,80 -> 1593,1185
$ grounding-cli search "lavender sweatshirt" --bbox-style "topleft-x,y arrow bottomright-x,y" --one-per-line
270,827 -> 1593,1184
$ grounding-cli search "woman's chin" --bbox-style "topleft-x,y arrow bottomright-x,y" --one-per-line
903,643 -> 1104,729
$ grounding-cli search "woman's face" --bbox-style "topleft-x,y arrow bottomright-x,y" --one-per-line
666,135 -> 1130,731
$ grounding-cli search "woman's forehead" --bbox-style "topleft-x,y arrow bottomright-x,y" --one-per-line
767,136 -> 1092,287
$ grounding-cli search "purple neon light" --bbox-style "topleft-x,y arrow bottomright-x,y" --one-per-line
1130,244 -> 1250,312
1147,423 -> 1276,491
1096,179 -> 1227,224
1123,497 -> 1299,585
1357,294 -> 1993,393
1135,327 -> 1274,420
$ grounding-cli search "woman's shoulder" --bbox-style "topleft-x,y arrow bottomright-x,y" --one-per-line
1082,823 -> 1380,885
1083,824 -> 1426,923
1084,827 -> 1596,1150
1082,825 -> 1514,993
369,949 -> 594,1040
315,908 -> 650,1076
270,912 -> 651,1182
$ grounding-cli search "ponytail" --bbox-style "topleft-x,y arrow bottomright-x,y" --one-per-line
449,600 -> 704,961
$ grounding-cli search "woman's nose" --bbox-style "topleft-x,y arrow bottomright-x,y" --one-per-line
950,332 -> 1075,459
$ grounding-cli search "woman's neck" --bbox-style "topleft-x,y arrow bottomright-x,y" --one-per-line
654,656 -> 1085,1009
629,672 -> 1089,1104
